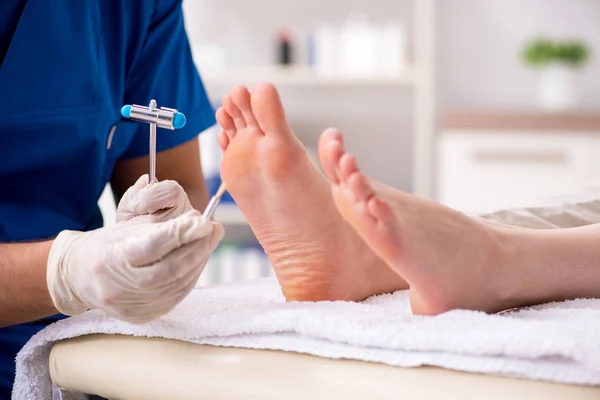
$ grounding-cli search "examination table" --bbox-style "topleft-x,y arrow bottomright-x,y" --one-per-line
49,334 -> 600,400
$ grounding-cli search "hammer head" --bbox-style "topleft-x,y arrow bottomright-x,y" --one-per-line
121,104 -> 187,130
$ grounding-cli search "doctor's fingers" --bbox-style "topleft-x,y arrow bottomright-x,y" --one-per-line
116,211 -> 214,268
117,236 -> 215,293
116,271 -> 204,324
126,174 -> 151,198
205,222 -> 224,251
130,179 -> 191,216
116,175 -> 151,222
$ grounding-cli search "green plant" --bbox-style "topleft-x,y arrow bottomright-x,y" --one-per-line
521,38 -> 590,68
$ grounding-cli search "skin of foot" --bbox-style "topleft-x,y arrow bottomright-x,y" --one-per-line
215,83 -> 408,302
318,129 -> 527,315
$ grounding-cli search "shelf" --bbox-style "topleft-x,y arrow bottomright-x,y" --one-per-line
213,203 -> 249,226
442,110 -> 600,132
202,65 -> 417,88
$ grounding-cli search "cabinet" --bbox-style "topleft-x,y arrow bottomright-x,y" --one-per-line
437,111 -> 600,214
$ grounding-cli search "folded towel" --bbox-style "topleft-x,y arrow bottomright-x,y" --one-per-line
13,277 -> 600,399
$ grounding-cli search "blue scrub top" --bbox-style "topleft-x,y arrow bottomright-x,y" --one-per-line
0,0 -> 216,395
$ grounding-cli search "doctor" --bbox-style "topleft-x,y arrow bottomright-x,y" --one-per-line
0,0 -> 223,394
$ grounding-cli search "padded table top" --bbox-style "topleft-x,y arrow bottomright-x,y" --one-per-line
49,334 -> 600,400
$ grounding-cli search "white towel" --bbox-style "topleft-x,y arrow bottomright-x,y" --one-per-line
13,277 -> 600,399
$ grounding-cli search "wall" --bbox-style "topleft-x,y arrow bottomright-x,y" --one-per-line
182,0 -> 600,191
437,0 -> 600,109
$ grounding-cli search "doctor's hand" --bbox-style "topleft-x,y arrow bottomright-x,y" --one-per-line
116,174 -> 193,223
46,210 -> 223,324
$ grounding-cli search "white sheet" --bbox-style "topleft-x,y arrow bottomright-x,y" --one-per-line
13,277 -> 600,399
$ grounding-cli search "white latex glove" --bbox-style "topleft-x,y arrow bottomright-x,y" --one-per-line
116,174 -> 193,223
47,210 -> 224,324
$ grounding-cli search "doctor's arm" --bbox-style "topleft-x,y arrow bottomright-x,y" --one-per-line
110,137 -> 210,210
0,241 -> 56,327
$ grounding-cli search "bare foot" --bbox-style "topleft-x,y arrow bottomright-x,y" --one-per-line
215,84 -> 407,302
318,130 -> 512,315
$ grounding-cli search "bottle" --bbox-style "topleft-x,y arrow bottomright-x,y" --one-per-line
313,23 -> 338,77
263,253 -> 275,278
276,28 -> 293,66
307,31 -> 316,67
199,115 -> 234,203
381,21 -> 407,77
340,14 -> 379,78
199,124 -> 221,196
218,242 -> 238,284
196,252 -> 217,287
242,245 -> 264,281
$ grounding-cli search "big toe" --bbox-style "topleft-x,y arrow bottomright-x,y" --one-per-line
250,83 -> 292,137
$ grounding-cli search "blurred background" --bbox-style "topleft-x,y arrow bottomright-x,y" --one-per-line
102,0 -> 600,285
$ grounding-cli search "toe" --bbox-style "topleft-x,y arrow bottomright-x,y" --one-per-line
223,93 -> 246,130
367,196 -> 396,225
250,83 -> 292,137
216,107 -> 236,140
339,153 -> 359,183
218,130 -> 230,151
231,85 -> 259,129
347,172 -> 375,203
328,140 -> 345,185
318,128 -> 345,184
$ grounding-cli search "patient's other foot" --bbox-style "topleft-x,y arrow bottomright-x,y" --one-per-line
216,84 -> 407,301
319,130 -> 511,315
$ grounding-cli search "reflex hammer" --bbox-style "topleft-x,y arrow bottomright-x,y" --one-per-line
121,100 -> 187,184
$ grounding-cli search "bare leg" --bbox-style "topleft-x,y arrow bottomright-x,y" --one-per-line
319,130 -> 600,315
216,84 -> 408,302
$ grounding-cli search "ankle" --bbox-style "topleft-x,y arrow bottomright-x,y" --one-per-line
369,256 -> 409,295
492,225 -> 558,310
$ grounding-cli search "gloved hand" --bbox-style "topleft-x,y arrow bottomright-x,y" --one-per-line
47,210 -> 224,324
116,174 -> 193,223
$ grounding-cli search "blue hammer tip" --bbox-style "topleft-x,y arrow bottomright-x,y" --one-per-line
173,112 -> 187,129
121,105 -> 132,119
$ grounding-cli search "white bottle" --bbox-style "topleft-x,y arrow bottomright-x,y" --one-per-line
381,21 -> 407,77
199,125 -> 222,183
196,253 -> 217,287
313,23 -> 338,78
241,247 -> 264,281
341,14 -> 379,78
263,256 -> 276,278
218,244 -> 238,285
